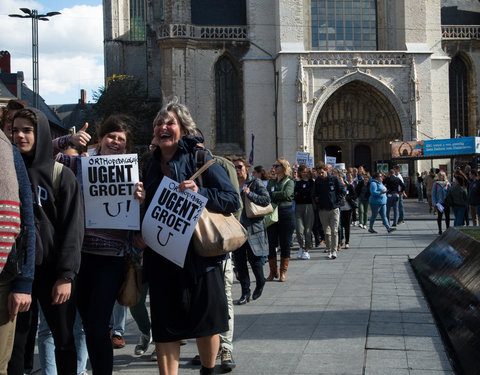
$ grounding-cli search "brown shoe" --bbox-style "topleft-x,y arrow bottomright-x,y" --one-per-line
112,334 -> 126,349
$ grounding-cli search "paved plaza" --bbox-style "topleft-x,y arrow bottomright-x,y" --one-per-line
108,199 -> 454,375
30,199 -> 456,374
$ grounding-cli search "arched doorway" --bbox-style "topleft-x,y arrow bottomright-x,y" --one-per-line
354,145 -> 372,172
325,145 -> 342,163
314,80 -> 402,169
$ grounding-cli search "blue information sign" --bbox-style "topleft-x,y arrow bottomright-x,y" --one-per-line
424,137 -> 477,156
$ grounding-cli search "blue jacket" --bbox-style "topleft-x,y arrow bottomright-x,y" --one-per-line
142,136 -> 240,277
432,181 -> 450,206
369,179 -> 387,205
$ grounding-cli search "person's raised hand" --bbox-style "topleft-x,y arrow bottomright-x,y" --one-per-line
70,122 -> 91,147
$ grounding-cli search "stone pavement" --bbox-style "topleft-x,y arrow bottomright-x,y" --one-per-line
33,199 -> 456,374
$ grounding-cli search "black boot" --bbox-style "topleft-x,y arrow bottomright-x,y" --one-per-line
251,259 -> 265,300
235,291 -> 251,305
200,365 -> 215,374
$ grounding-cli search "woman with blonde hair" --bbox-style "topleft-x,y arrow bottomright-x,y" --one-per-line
266,158 -> 295,282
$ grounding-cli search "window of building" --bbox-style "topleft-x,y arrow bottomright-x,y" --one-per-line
215,56 -> 241,146
311,0 -> 377,50
130,0 -> 146,41
449,55 -> 469,137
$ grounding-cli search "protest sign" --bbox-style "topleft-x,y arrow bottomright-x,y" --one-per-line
325,156 -> 336,165
295,151 -> 309,166
82,154 -> 140,230
307,157 -> 314,169
142,176 -> 207,268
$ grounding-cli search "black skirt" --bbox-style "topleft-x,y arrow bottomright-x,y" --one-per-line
144,248 -> 228,342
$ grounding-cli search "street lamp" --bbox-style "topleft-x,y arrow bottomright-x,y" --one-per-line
9,8 -> 61,108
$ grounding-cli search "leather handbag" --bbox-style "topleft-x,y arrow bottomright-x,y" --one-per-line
190,159 -> 248,257
245,195 -> 274,218
117,253 -> 143,307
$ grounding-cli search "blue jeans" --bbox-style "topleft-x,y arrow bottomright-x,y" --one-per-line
37,305 -> 88,375
398,195 -> 405,221
369,203 -> 390,230
386,194 -> 399,225
417,183 -> 424,202
110,302 -> 127,337
452,205 -> 467,227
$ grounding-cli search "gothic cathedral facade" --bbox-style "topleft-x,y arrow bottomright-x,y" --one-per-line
103,0 -> 480,173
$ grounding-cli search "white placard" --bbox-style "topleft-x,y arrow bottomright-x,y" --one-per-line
307,157 -> 314,169
82,154 -> 140,230
325,156 -> 336,165
295,151 -> 309,166
141,176 -> 207,268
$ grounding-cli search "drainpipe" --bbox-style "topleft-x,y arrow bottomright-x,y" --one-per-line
246,39 -> 279,159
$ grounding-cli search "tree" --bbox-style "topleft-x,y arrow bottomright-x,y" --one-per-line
92,76 -> 160,153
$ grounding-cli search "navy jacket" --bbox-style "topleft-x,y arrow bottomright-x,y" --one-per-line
314,174 -> 346,209
142,136 -> 240,277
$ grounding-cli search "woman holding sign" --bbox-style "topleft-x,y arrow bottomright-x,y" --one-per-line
74,115 -> 145,375
136,98 -> 239,375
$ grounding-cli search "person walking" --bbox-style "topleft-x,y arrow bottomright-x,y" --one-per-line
232,156 -> 270,304
424,169 -> 437,214
355,172 -> 370,229
447,172 -> 469,227
384,169 -> 405,227
368,172 -> 396,234
266,158 -> 295,282
313,163 -> 346,260
431,171 -> 450,235
294,165 -> 315,260
136,98 -> 239,375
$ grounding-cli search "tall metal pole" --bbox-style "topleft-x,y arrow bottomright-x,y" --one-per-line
32,10 -> 39,108
9,8 -> 60,108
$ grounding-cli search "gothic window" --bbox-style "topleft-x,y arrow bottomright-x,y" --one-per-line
215,56 -> 241,146
311,0 -> 377,50
449,55 -> 469,137
130,0 -> 146,41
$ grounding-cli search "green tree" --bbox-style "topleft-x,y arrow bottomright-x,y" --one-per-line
92,76 -> 159,153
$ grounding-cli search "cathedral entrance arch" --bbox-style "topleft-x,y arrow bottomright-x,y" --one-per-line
313,80 -> 402,171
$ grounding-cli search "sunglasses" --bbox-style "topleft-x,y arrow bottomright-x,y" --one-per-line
272,164 -> 281,168
234,165 -> 243,170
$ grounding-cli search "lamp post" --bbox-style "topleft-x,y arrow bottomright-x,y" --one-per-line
9,8 -> 60,108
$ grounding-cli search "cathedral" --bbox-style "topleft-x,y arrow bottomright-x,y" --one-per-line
103,0 -> 480,174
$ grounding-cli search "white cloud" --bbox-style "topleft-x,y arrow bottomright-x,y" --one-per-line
1,0 -> 104,104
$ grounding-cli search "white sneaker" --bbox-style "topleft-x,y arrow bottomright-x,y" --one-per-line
328,251 -> 337,259
297,248 -> 304,259
302,251 -> 310,260
135,333 -> 152,355
358,222 -> 363,227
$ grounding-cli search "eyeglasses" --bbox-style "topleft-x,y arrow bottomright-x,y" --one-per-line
272,164 -> 281,168
234,165 -> 243,170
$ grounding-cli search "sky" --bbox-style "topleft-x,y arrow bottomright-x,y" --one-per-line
1,0 -> 104,104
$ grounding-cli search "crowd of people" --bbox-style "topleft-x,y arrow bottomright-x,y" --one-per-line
1,97 -> 480,375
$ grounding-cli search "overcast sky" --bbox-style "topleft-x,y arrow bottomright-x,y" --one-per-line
1,0 -> 104,104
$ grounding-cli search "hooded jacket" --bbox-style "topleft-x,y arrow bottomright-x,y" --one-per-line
20,108 -> 84,280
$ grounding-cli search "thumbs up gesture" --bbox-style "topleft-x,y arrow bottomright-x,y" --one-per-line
70,122 -> 92,147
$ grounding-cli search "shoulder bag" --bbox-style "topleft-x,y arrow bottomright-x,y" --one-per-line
244,181 -> 274,218
191,159 -> 248,257
117,251 -> 143,307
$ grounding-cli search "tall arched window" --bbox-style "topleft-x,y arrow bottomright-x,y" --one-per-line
130,0 -> 146,41
215,56 -> 241,146
449,55 -> 469,137
311,0 -> 377,50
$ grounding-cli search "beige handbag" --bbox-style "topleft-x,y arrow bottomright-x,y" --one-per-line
244,195 -> 274,218
190,159 -> 248,257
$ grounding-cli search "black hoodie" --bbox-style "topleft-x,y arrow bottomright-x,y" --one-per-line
20,108 -> 84,280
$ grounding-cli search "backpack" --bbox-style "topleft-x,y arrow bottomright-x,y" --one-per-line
195,149 -> 242,220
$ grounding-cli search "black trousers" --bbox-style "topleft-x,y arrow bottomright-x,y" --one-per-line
437,206 -> 450,232
8,266 -> 77,375
234,242 -> 265,295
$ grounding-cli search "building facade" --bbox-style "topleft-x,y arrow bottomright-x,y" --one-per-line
103,0 -> 480,174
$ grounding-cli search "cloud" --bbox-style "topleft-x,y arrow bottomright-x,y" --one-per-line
1,0 -> 104,104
